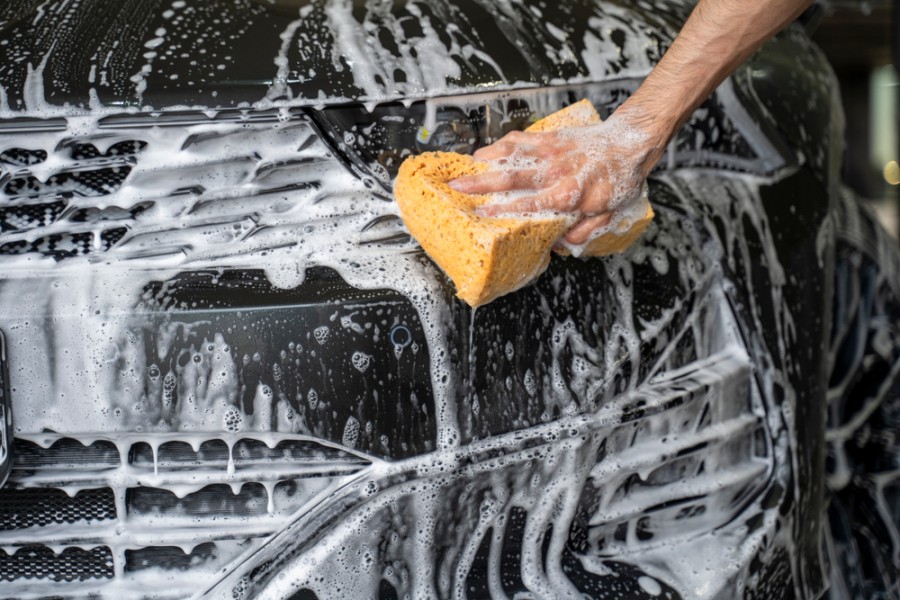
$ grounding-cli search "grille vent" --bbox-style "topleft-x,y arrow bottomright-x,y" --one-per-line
0,110 -> 349,265
0,545 -> 114,583
4,166 -> 133,199
1,433 -> 371,593
0,487 -> 115,530
125,543 -> 218,573
0,148 -> 48,167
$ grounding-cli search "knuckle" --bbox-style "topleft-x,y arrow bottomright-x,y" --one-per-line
556,184 -> 580,209
545,166 -> 565,181
512,170 -> 533,187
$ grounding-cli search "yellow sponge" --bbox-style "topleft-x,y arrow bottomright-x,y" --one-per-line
394,99 -> 654,307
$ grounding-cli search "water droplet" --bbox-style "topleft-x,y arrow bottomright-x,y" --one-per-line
313,326 -> 330,345
351,351 -> 372,372
342,416 -> 360,448
524,369 -> 536,396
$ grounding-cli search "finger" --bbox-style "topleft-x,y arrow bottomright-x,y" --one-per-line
472,141 -> 517,161
472,130 -> 554,160
495,130 -> 544,145
477,180 -> 579,216
448,168 -> 540,194
576,179 -> 615,214
564,213 -> 613,245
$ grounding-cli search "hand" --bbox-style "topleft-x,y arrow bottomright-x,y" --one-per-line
448,114 -> 663,245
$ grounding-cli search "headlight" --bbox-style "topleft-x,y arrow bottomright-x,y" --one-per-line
312,103 -> 480,182
313,79 -> 792,185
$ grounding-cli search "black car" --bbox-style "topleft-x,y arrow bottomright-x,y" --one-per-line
0,1 -> 897,598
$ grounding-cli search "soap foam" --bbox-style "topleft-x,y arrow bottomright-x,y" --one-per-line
0,70 -> 816,599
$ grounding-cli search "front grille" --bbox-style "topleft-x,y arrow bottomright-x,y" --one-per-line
0,109 -> 386,267
0,433 -> 372,597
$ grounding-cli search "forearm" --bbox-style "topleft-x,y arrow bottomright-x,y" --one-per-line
615,0 -> 814,169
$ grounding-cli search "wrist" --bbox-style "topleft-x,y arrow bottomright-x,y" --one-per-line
605,101 -> 672,177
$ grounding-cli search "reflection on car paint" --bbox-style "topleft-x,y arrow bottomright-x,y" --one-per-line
0,0 -> 685,114
0,0 -> 897,598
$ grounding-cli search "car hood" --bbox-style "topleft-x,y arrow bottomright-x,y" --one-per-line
0,0 -> 691,114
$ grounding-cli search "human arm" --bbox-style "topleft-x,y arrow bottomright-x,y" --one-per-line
449,0 -> 814,245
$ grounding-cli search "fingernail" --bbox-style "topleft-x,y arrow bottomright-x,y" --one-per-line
447,180 -> 463,191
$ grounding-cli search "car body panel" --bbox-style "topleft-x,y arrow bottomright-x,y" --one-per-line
0,1 -> 897,599
0,0 -> 689,111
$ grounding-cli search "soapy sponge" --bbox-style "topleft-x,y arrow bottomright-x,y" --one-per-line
394,99 -> 654,307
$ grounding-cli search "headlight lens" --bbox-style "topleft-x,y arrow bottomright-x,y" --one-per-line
314,80 -> 791,184
313,103 -> 479,181
314,99 -> 540,183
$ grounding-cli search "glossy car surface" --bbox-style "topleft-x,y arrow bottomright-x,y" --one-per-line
0,1 -> 898,599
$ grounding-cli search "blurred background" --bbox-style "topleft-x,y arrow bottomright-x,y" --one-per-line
813,0 -> 899,237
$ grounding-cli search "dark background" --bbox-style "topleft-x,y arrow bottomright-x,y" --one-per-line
812,0 -> 899,236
